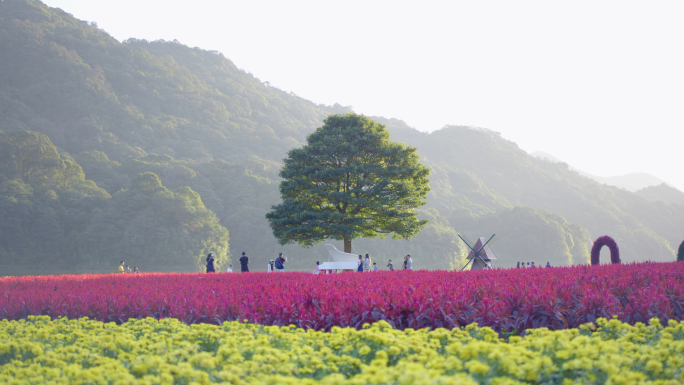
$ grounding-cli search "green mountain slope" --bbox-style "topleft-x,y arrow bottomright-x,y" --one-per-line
0,0 -> 348,163
379,118 -> 678,262
0,0 -> 678,273
0,131 -> 228,273
636,183 -> 684,205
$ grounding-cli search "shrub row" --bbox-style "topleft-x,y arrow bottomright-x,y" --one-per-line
1,316 -> 683,384
2,263 -> 683,332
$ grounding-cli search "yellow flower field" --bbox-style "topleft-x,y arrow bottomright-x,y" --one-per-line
1,316 -> 683,384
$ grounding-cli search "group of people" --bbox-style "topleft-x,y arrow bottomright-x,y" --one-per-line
352,254 -> 413,272
117,251 -> 417,274
516,261 -> 552,268
118,261 -> 140,274
120,254 -> 556,274
207,251 -> 415,274
207,252 -> 288,273
266,253 -> 287,272
311,254 -> 414,274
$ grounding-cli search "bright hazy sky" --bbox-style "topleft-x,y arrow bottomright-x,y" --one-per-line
43,0 -> 684,191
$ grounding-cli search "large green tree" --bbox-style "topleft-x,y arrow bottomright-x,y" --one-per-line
266,113 -> 431,253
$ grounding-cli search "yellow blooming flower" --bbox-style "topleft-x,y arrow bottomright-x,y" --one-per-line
0,316 -> 682,384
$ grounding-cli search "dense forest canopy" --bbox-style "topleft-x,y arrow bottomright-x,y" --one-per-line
0,0 -> 680,273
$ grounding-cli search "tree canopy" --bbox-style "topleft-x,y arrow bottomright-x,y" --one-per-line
0,131 -> 228,273
80,172 -> 230,271
267,114 -> 431,253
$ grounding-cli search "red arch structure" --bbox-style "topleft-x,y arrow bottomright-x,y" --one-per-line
591,236 -> 621,265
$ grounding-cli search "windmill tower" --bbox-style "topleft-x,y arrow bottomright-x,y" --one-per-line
458,234 -> 498,270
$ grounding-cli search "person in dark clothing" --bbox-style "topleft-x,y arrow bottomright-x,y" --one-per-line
357,255 -> 364,272
206,253 -> 216,273
274,253 -> 287,272
239,252 -> 250,272
387,260 -> 394,271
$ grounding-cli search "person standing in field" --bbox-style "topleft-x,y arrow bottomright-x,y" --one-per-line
546,262 -> 551,268
275,253 -> 287,272
357,255 -> 364,272
402,256 -> 408,270
226,265 -> 233,273
516,262 -> 521,268
134,267 -> 140,274
406,255 -> 413,270
531,262 -> 536,268
206,253 -> 216,273
268,259 -> 275,272
119,261 -> 125,273
239,252 -> 250,272
125,265 -> 132,273
364,254 -> 371,272
373,262 -> 378,271
387,260 -> 394,271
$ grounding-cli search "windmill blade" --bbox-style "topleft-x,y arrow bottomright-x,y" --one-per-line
458,233 -> 476,247
476,234 -> 497,253
484,238 -> 500,261
474,253 -> 493,270
481,234 -> 500,262
484,234 -> 499,248
457,234 -> 478,254
459,258 -> 474,271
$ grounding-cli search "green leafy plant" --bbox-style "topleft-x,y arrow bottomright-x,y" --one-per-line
266,113 -> 431,253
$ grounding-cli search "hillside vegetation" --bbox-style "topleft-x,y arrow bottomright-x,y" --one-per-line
636,183 -> 684,205
0,0 -> 680,273
379,119 -> 682,264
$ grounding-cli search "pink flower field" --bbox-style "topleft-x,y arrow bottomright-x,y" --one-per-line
2,263 -> 683,333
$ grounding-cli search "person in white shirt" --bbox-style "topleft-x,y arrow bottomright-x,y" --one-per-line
406,255 -> 413,270
226,265 -> 233,273
268,260 -> 275,272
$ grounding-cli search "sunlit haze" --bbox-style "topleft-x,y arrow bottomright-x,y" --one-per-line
43,0 -> 684,191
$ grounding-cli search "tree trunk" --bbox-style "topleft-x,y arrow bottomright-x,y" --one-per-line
344,238 -> 352,254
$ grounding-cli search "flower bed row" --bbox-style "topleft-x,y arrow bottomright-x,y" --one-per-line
1,263 -> 683,332
1,316 -> 683,384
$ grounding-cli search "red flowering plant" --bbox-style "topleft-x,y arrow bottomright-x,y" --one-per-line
1,263 -> 682,334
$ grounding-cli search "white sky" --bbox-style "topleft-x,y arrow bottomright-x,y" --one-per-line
43,0 -> 684,191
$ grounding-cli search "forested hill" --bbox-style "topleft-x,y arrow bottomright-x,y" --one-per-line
377,118 -> 683,264
1,0 -> 680,274
0,0 -> 349,163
